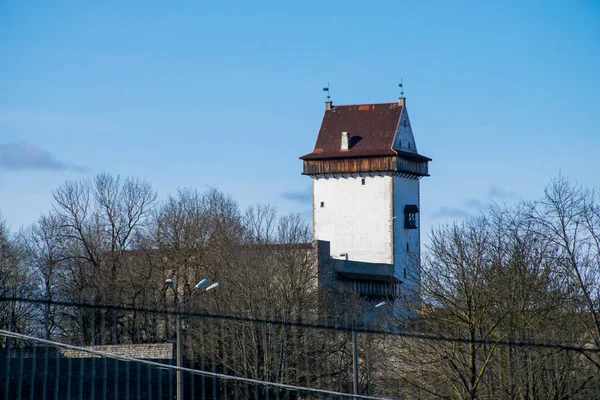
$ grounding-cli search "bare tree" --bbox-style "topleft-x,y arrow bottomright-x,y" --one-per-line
48,173 -> 157,344
0,213 -> 37,346
21,214 -> 67,339
146,189 -> 327,389
387,204 -> 579,399
178,201 -> 327,390
530,175 -> 600,371
153,188 -> 215,296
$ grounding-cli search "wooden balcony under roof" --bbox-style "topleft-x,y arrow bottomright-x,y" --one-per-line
302,151 -> 430,178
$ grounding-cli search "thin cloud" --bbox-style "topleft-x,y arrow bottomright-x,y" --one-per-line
431,206 -> 470,219
488,186 -> 518,200
0,142 -> 88,172
281,186 -> 311,204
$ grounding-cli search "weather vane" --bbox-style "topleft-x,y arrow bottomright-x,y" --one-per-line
399,79 -> 404,97
323,83 -> 330,100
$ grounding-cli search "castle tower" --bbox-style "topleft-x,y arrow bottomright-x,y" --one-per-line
301,97 -> 430,314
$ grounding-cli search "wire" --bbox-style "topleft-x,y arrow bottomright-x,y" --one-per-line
2,296 -> 599,353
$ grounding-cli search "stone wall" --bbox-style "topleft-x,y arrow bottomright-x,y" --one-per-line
60,343 -> 173,359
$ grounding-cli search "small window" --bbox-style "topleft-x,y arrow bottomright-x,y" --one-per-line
320,201 -> 324,208
399,139 -> 402,148
403,119 -> 407,128
406,243 -> 410,252
404,205 -> 419,229
361,178 -> 365,185
403,268 -> 407,279
408,141 -> 411,149
405,212 -> 416,229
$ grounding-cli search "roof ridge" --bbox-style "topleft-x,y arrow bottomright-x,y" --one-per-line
331,102 -> 398,107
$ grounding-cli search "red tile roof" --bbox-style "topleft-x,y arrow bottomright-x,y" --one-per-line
300,103 -> 402,160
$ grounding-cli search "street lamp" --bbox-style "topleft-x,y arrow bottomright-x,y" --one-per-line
352,301 -> 385,397
166,278 -> 220,400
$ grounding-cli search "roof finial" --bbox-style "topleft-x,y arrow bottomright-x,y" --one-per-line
323,83 -> 330,101
399,79 -> 404,97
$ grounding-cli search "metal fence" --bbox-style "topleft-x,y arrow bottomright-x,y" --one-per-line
2,298 -> 600,399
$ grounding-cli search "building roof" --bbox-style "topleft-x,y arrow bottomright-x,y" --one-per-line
300,102 -> 403,160
395,149 -> 432,162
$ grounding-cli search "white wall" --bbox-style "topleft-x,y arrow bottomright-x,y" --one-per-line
392,176 -> 421,297
313,174 -> 393,265
313,174 -> 422,290
392,107 -> 418,153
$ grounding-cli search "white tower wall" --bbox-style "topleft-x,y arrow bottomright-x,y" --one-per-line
313,175 -> 421,274
392,177 -> 421,296
313,174 -> 393,264
312,173 -> 422,305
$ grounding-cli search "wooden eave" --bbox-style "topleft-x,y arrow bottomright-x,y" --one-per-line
302,153 -> 430,177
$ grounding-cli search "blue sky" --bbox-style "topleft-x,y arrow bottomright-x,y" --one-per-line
1,0 -> 599,242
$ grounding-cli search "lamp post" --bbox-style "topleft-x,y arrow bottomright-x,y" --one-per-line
166,278 -> 220,400
352,301 -> 385,397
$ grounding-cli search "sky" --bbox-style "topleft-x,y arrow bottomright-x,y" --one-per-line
1,0 -> 599,244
